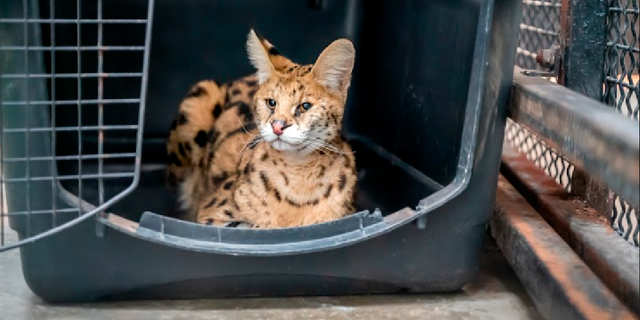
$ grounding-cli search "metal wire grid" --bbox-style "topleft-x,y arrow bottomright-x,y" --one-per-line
0,0 -> 154,251
515,0 -> 562,70
603,0 -> 639,246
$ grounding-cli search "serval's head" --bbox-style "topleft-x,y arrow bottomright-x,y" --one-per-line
246,29 -> 355,154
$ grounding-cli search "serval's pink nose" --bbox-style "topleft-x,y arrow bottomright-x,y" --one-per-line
271,119 -> 289,136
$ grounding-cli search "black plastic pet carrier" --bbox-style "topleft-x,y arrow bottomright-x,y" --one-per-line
0,0 -> 521,302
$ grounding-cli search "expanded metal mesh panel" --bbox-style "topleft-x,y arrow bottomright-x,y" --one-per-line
515,0 -> 562,70
504,119 -> 574,190
0,0 -> 153,251
604,0 -> 639,120
613,198 -> 639,246
603,0 -> 639,246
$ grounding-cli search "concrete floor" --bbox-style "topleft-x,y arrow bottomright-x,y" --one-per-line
0,224 -> 541,320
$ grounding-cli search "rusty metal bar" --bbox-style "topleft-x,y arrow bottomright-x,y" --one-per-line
557,0 -> 612,213
501,144 -> 640,314
491,174 -> 637,320
508,69 -> 640,208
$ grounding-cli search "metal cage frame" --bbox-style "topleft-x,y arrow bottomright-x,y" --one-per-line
497,0 -> 639,318
507,0 -> 639,246
0,0 -> 155,251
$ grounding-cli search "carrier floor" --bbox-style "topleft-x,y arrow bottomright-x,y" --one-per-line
0,225 -> 540,320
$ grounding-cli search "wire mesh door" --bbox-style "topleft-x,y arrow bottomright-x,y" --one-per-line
603,0 -> 639,245
0,0 -> 154,252
506,0 -> 639,246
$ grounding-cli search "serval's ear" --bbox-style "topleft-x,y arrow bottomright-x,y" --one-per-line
246,29 -> 296,84
311,39 -> 355,97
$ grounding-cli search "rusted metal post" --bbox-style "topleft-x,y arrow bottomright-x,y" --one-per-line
557,0 -> 612,214
557,0 -> 608,97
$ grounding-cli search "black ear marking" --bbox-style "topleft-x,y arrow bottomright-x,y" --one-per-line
268,46 -> 281,56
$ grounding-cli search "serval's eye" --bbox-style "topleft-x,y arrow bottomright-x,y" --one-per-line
301,102 -> 312,111
266,99 -> 277,108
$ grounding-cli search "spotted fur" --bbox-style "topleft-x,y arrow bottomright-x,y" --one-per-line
166,30 -> 356,228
